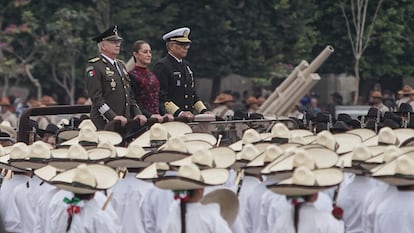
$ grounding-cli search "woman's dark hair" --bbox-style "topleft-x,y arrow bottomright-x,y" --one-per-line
132,40 -> 149,62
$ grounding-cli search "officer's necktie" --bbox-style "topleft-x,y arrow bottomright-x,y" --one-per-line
114,61 -> 122,76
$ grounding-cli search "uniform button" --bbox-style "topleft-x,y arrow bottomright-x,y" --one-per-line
126,94 -> 128,97
126,103 -> 129,106
185,105 -> 188,108
124,86 -> 126,89
185,95 -> 188,98
184,84 -> 187,88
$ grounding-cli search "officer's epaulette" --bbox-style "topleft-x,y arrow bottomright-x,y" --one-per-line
88,57 -> 100,63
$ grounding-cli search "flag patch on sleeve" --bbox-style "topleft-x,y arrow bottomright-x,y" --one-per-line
86,66 -> 95,78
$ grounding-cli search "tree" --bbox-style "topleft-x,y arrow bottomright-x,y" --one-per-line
45,8 -> 94,104
340,0 -> 384,104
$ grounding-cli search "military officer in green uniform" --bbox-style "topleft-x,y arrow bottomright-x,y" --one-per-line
86,25 -> 147,129
152,27 -> 209,121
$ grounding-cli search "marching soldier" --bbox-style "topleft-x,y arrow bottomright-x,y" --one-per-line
86,25 -> 147,129
153,27 -> 209,121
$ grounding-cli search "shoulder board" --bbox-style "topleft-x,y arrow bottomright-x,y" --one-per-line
88,57 -> 100,63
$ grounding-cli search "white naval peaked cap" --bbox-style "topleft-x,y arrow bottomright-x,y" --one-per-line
162,27 -> 192,43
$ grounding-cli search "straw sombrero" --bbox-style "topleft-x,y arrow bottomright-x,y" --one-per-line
232,144 -> 262,169
35,163 -> 118,194
59,124 -> 122,147
56,119 -> 97,142
142,137 -> 191,163
131,122 -> 192,148
48,144 -> 112,169
8,141 -> 52,170
361,145 -> 411,171
333,133 -> 362,154
201,189 -> 239,226
105,143 -> 151,168
229,129 -> 268,152
171,147 -> 236,169
267,166 -> 343,196
0,145 -> 26,172
182,133 -> 217,146
135,162 -> 170,181
347,128 -> 376,142
371,152 -> 414,186
154,163 -> 230,190
336,144 -> 376,174
244,145 -> 284,175
262,147 -> 338,180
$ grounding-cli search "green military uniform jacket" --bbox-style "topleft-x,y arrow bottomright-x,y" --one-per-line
152,54 -> 207,116
86,55 -> 142,129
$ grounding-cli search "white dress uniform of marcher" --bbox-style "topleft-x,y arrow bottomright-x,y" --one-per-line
268,166 -> 345,233
272,202 -> 344,233
7,175 -> 54,233
34,187 -> 60,233
362,182 -> 396,233
256,189 -> 290,233
140,184 -> 174,233
335,174 -> 377,233
0,173 -> 29,232
373,188 -> 414,233
110,172 -> 153,233
34,162 -> 121,233
162,201 -> 232,233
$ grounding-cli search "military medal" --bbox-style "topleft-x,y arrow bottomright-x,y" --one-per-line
110,79 -> 116,90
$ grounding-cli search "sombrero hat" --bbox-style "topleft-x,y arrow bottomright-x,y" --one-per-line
0,145 -> 26,172
262,147 -> 338,181
35,163 -> 118,194
141,136 -> 191,163
48,144 -> 112,170
267,166 -> 343,196
229,129 -> 268,152
171,147 -> 235,169
314,130 -> 338,151
394,128 -> 414,146
289,135 -> 317,145
201,189 -> 239,226
336,144 -> 376,174
371,152 -> 414,186
0,121 -> 17,140
244,145 -> 284,175
105,143 -> 151,169
182,132 -> 217,146
361,145 -> 409,171
8,141 -> 52,170
59,125 -> 122,147
135,162 -> 170,181
347,128 -> 376,142
232,144 -> 262,169
131,122 -> 192,148
154,163 -> 230,190
333,133 -> 362,154
262,123 -> 290,143
56,119 -> 96,142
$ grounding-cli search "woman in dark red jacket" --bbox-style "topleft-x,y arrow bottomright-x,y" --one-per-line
128,40 -> 173,122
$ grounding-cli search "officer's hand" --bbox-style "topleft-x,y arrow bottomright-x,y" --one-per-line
180,111 -> 194,122
150,114 -> 164,123
163,114 -> 174,122
133,114 -> 147,125
113,115 -> 128,126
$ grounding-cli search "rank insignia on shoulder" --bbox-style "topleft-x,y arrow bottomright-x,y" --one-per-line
88,57 -> 100,63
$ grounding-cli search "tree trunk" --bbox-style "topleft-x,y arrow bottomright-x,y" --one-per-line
353,58 -> 360,105
25,64 -> 42,100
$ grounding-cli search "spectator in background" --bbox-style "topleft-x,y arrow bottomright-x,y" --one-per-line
307,96 -> 321,117
0,97 -> 17,128
257,96 -> 265,108
246,96 -> 259,113
370,91 -> 389,115
212,93 -> 234,120
28,99 -> 50,130
382,90 -> 397,112
396,85 -> 412,107
326,92 -> 343,119
232,91 -> 246,112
